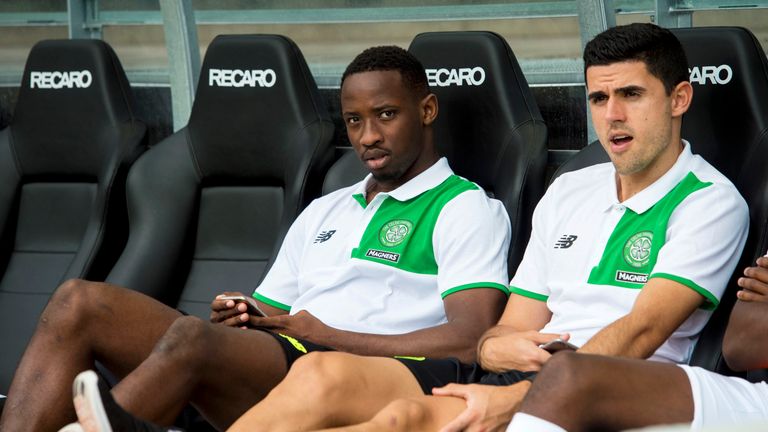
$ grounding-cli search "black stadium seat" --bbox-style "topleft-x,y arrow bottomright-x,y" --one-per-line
105,34 -> 335,318
322,31 -> 548,276
0,39 -> 147,393
553,27 -> 768,375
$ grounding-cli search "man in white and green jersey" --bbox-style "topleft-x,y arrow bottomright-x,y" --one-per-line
2,45 -> 510,432
223,23 -> 749,432
254,155 -> 510,338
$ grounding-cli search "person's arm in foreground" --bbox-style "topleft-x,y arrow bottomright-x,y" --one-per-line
723,255 -> 768,371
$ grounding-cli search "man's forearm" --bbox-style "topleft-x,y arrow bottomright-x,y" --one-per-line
309,321 -> 483,363
723,301 -> 768,371
578,314 -> 665,359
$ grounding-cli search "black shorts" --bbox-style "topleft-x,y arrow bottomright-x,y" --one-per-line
266,332 -> 335,367
396,357 -> 536,394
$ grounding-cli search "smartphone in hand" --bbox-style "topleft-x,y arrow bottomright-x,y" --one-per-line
219,295 -> 267,317
539,338 -> 578,353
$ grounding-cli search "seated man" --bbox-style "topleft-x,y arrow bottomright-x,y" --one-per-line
0,46 -> 511,432
215,23 -> 748,431
506,254 -> 768,432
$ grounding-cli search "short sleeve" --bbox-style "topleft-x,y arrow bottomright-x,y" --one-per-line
649,184 -> 749,310
252,203 -> 312,311
508,187 -> 553,302
433,189 -> 511,298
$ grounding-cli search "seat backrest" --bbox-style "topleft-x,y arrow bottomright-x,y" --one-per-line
106,34 -> 335,318
677,27 -> 768,376
0,39 -> 146,392
323,31 -> 548,276
553,27 -> 768,375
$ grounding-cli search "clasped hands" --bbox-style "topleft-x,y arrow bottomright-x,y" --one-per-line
433,328 -> 570,432
208,291 -> 328,340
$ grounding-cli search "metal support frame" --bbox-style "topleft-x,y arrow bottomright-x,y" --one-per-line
160,0 -> 200,132
655,0 -> 693,28
577,0 -> 616,145
67,0 -> 101,39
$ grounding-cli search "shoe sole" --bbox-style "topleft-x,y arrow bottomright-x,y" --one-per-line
73,370 -> 113,432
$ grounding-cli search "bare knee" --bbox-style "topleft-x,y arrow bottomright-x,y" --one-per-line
40,279 -> 109,333
368,399 -> 430,432
280,352 -> 356,403
536,352 -> 601,400
150,315 -> 212,365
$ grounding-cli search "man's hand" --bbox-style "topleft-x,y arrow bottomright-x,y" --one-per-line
433,382 -> 531,432
209,292 -> 253,327
737,256 -> 768,303
479,329 -> 568,373
248,310 -> 331,342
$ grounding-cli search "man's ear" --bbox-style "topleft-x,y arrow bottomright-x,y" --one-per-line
421,93 -> 438,126
671,81 -> 693,118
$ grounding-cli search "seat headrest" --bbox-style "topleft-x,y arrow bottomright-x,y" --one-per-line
187,34 -> 331,180
673,27 -> 768,182
11,39 -> 140,177
408,31 -> 545,189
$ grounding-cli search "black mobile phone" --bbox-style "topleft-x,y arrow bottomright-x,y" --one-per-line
539,338 -> 578,354
219,295 -> 267,317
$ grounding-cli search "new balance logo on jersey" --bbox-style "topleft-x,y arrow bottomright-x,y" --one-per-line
313,230 -> 336,244
616,270 -> 648,284
554,235 -> 578,249
365,249 -> 400,263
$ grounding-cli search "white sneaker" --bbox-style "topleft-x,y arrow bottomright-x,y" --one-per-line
71,370 -> 113,432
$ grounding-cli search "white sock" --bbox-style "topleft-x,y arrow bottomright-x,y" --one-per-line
506,412 -> 567,432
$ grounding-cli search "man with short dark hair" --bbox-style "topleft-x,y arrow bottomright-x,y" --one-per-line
0,45 -> 511,432
220,22 -> 749,432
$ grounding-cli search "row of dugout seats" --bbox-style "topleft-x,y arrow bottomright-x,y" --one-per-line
0,28 -> 767,404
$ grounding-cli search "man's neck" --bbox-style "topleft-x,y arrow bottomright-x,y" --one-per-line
616,141 -> 684,202
364,153 -> 440,204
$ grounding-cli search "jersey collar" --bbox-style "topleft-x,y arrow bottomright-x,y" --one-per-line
611,140 -> 694,214
352,157 -> 454,204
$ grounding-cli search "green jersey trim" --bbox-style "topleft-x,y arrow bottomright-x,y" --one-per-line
352,193 -> 367,209
441,282 -> 510,299
649,272 -> 719,311
252,292 -> 291,311
351,175 -> 479,275
509,286 -> 549,302
587,172 -> 712,289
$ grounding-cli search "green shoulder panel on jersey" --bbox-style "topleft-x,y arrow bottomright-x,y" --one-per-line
587,172 -> 714,304
351,174 -> 478,275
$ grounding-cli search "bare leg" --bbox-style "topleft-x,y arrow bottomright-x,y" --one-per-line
110,315 -> 288,430
319,395 -> 468,432
228,352 -> 424,432
0,279 -> 182,432
518,352 -> 693,432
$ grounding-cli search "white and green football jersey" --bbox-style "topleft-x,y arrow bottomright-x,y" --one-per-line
254,158 -> 511,335
511,142 -> 749,364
